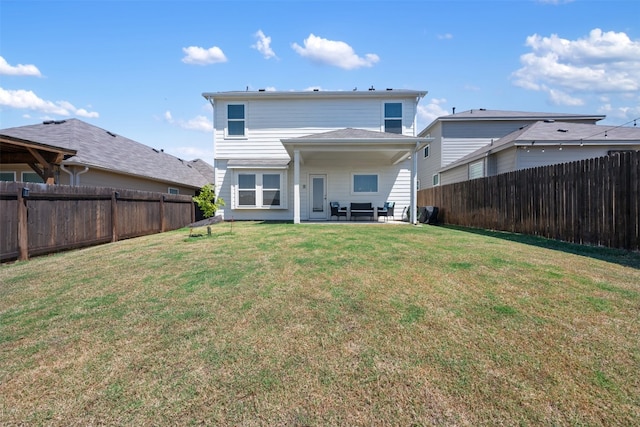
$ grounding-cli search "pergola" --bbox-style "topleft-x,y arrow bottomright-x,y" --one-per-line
0,135 -> 77,184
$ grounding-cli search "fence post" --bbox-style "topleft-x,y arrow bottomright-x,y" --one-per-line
17,187 -> 29,261
160,195 -> 166,232
111,191 -> 118,242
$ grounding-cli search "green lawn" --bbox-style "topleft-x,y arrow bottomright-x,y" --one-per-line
1,222 -> 639,425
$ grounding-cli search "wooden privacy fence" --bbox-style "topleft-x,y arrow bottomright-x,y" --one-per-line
1,182 -> 195,262
418,151 -> 640,251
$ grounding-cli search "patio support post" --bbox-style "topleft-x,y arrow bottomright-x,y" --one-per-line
412,144 -> 418,225
293,149 -> 301,224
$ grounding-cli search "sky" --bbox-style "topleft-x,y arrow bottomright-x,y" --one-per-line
1,0 -> 639,162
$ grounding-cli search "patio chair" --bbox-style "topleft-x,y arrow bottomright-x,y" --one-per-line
330,202 -> 347,220
377,201 -> 395,221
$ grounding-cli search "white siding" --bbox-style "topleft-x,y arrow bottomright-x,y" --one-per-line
440,164 -> 469,185
214,98 -> 418,160
214,159 -> 411,221
516,146 -> 616,170
441,138 -> 493,166
417,122 -> 443,188
496,149 -> 517,174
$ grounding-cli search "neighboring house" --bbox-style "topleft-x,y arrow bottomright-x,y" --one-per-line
0,119 -> 213,195
439,120 -> 640,185
202,89 -> 431,223
417,109 -> 605,189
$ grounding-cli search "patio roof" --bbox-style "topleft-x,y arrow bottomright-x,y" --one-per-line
281,128 -> 432,165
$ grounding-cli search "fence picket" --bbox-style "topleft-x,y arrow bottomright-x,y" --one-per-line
418,151 -> 640,251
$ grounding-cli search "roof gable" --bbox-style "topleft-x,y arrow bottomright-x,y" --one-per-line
0,119 -> 212,188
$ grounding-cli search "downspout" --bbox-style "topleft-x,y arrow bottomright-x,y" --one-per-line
412,141 -> 419,225
75,166 -> 89,185
60,164 -> 74,185
60,164 -> 89,186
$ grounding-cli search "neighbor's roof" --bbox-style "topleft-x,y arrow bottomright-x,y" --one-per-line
438,109 -> 606,121
419,109 -> 605,136
0,119 -> 213,188
439,121 -> 640,173
203,88 -> 427,100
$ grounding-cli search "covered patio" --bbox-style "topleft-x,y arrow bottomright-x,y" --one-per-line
281,128 -> 432,224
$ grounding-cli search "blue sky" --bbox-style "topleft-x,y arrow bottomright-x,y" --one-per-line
1,0 -> 639,161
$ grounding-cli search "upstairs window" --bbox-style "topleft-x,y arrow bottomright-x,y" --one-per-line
423,144 -> 430,158
384,102 -> 402,134
227,104 -> 245,136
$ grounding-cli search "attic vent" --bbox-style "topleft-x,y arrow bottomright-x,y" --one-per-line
557,129 -> 568,133
106,131 -> 117,137
152,148 -> 159,153
43,120 -> 54,124
258,88 -> 265,92
544,119 -> 555,123
479,108 -> 486,111
386,88 -> 393,91
43,120 -> 66,125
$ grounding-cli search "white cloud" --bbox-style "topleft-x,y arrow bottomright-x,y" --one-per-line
512,29 -> 640,106
437,33 -> 453,40
181,45 -> 227,65
163,110 -> 213,132
291,34 -> 379,70
0,87 -> 99,117
418,98 -> 450,128
0,56 -> 42,77
252,30 -> 277,59
75,108 -> 99,118
173,145 -> 214,160
548,88 -> 584,106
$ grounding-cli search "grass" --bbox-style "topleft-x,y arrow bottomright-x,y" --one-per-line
1,221 -> 639,425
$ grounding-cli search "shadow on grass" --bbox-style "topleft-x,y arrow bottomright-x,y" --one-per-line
445,225 -> 640,270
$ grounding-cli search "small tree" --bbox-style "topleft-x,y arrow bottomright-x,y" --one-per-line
192,184 -> 225,218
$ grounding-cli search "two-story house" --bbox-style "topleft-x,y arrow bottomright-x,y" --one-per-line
202,89 -> 431,223
437,120 -> 640,185
417,109 -> 605,189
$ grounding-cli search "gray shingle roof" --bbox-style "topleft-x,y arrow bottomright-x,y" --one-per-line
439,109 -> 606,121
440,121 -> 640,172
0,119 -> 212,188
289,128 -> 425,141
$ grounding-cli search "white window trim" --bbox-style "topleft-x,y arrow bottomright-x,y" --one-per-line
233,170 -> 288,209
432,173 -> 440,187
382,101 -> 403,134
351,172 -> 380,195
225,102 -> 248,139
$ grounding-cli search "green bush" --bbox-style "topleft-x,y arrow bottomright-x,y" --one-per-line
192,184 -> 225,218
